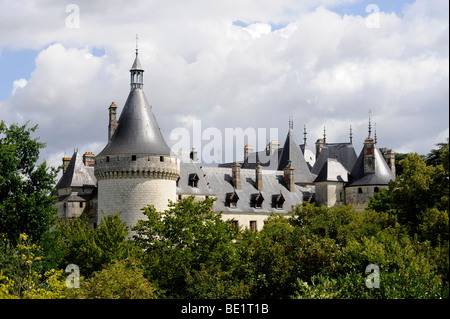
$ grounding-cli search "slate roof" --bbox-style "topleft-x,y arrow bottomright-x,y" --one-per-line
311,142 -> 357,176
314,158 -> 349,183
98,88 -> 171,156
346,144 -> 395,187
177,159 -> 214,196
201,166 -> 313,214
55,151 -> 97,189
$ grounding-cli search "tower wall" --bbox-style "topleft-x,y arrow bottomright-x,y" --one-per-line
95,154 -> 180,228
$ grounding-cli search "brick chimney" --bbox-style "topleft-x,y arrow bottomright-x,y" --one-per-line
83,152 -> 95,167
363,137 -> 376,174
232,162 -> 242,190
315,138 -> 325,160
244,144 -> 253,162
283,161 -> 295,192
62,157 -> 71,173
385,148 -> 396,176
255,162 -> 263,191
268,140 -> 280,156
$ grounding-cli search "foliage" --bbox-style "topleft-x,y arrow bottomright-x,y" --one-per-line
53,213 -> 139,277
66,257 -> 157,299
0,121 -> 58,243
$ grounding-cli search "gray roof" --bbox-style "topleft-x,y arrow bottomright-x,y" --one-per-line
130,54 -> 143,71
98,88 -> 171,156
277,127 -> 315,184
177,159 -> 214,196
202,166 -> 313,214
314,158 -> 349,183
312,142 -> 357,176
55,151 -> 97,189
347,145 -> 395,187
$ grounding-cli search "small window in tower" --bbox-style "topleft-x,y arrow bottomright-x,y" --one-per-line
358,187 -> 363,194
79,202 -> 83,208
106,156 -> 110,163
160,156 -> 164,162
374,187 -> 380,193
132,155 -> 137,161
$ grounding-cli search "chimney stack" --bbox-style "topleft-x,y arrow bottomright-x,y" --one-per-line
283,161 -> 295,192
385,148 -> 396,176
244,144 -> 253,163
315,138 -> 325,160
255,162 -> 263,191
62,157 -> 71,173
231,162 -> 242,190
83,152 -> 95,167
363,137 -> 376,174
268,140 -> 280,155
108,102 -> 118,142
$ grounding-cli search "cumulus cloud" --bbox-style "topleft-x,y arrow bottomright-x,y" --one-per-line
0,0 -> 448,168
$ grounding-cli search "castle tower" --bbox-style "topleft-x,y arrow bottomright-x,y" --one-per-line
94,46 -> 180,229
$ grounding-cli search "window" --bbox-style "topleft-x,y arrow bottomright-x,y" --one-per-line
106,156 -> 110,163
272,193 -> 285,209
250,221 -> 257,232
358,187 -> 363,194
79,202 -> 83,208
374,187 -> 380,193
189,173 -> 199,188
232,220 -> 239,231
132,155 -> 137,161
252,192 -> 264,208
228,191 -> 239,208
160,156 -> 164,162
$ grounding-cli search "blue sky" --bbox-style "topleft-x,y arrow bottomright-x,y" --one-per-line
0,0 -> 448,168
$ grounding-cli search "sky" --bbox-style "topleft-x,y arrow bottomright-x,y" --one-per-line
0,0 -> 448,170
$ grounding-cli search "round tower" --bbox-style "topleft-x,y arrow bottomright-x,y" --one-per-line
94,46 -> 180,229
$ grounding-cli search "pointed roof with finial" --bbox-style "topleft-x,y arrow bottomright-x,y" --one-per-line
98,40 -> 171,156
130,34 -> 143,71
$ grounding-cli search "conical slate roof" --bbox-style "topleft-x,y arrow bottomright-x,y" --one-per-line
347,145 -> 395,187
130,54 -> 143,71
55,151 -> 96,188
278,127 -> 314,184
98,88 -> 171,156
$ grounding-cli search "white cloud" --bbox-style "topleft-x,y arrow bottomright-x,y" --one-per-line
11,78 -> 27,95
0,0 -> 448,168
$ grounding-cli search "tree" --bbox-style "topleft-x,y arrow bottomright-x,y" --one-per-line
133,197 -> 241,298
0,121 -> 58,243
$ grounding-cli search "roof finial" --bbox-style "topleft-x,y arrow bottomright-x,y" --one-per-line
374,122 -> 377,143
289,116 -> 293,130
323,126 -> 326,143
303,124 -> 307,145
349,124 -> 353,144
368,109 -> 372,138
135,34 -> 139,56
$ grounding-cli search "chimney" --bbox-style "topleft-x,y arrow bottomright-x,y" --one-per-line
83,152 -> 95,167
268,140 -> 280,155
315,138 -> 325,160
62,157 -> 71,173
363,137 -> 376,174
283,161 -> 295,192
255,162 -> 263,191
231,162 -> 242,190
190,148 -> 198,162
385,148 -> 396,176
244,144 -> 253,162
108,102 -> 118,142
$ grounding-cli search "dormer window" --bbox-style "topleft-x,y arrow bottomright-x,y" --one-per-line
252,192 -> 264,209
227,191 -> 239,208
272,193 -> 285,209
189,173 -> 199,188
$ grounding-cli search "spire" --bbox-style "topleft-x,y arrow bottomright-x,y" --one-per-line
130,34 -> 144,90
374,122 -> 377,144
303,124 -> 307,145
289,116 -> 293,130
368,109 -> 372,138
349,124 -> 353,144
323,126 -> 327,144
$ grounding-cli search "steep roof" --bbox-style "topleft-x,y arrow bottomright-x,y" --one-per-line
177,159 -> 214,196
277,127 -> 315,184
314,158 -> 349,183
347,145 -> 395,187
311,142 -> 357,176
55,151 -> 97,189
98,88 -> 171,156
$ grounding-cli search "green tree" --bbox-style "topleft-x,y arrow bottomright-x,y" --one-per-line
133,197 -> 241,298
0,121 -> 58,243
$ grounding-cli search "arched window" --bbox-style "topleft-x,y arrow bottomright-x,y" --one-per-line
374,187 -> 380,193
358,187 -> 363,194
